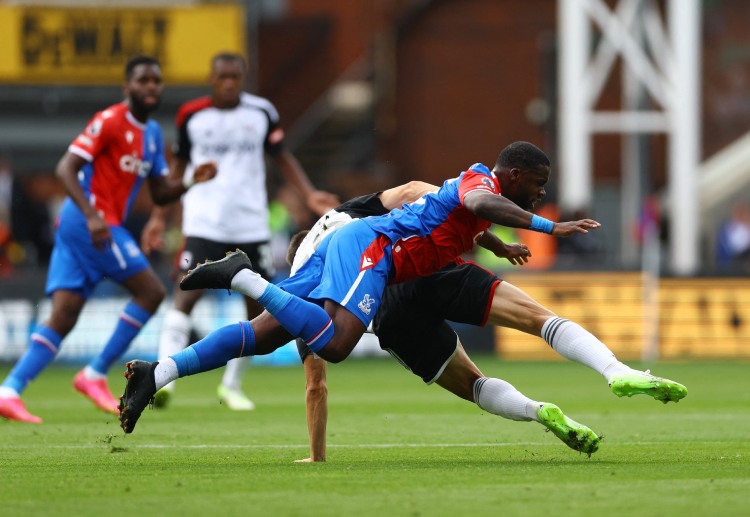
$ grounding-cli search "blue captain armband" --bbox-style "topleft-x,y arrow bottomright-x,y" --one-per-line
530,214 -> 554,234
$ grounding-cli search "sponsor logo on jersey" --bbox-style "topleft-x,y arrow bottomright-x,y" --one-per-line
197,142 -> 257,156
358,294 -> 375,315
119,153 -> 152,177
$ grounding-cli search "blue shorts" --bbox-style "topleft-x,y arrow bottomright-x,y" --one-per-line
46,218 -> 150,298
278,219 -> 392,328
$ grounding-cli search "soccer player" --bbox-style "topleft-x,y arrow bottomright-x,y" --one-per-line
119,141 -> 615,436
285,187 -> 687,461
141,52 -> 338,411
0,55 -> 217,424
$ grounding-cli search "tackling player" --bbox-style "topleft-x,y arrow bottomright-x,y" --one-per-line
286,185 -> 687,461
119,142 -> 634,439
0,56 -> 216,423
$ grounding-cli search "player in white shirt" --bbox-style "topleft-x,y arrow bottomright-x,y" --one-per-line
142,52 -> 338,410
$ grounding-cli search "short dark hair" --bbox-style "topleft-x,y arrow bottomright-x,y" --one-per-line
211,52 -> 247,71
125,55 -> 160,80
496,141 -> 550,171
286,230 -> 310,266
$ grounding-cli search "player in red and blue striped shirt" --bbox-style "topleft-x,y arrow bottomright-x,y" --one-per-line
119,142 -> 604,433
0,56 -> 216,424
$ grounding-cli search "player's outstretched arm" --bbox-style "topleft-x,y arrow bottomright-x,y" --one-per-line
379,181 -> 439,210
464,191 -> 601,236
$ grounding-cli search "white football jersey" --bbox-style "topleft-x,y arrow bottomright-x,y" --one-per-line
290,209 -> 354,275
176,92 -> 283,243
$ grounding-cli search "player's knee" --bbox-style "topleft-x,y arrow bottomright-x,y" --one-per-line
317,343 -> 351,364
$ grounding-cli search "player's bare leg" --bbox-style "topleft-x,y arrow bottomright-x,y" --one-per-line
295,354 -> 328,462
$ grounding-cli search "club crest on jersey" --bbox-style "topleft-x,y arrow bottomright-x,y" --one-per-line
87,119 -> 103,136
358,294 -> 375,315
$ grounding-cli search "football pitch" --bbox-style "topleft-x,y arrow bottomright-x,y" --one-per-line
1,358 -> 748,516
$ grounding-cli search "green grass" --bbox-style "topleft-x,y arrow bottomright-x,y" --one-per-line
1,358 -> 748,517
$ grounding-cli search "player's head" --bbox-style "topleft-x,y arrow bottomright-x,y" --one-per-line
286,230 -> 310,266
210,52 -> 247,108
124,55 -> 163,117
493,141 -> 550,211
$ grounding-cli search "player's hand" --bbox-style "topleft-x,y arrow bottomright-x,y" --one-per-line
551,219 -> 601,237
141,217 -> 165,254
87,213 -> 111,251
192,161 -> 218,184
499,242 -> 531,266
307,190 -> 340,217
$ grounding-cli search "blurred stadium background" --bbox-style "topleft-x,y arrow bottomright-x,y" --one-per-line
1,0 -> 749,364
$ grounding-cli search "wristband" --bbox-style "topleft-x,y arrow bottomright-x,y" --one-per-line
530,214 -> 554,234
182,174 -> 195,190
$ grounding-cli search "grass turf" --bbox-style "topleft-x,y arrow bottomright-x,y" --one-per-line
1,358 -> 748,516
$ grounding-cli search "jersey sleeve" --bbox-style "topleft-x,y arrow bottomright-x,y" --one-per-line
262,101 -> 284,156
150,125 -> 169,178
457,163 -> 500,204
68,111 -> 112,162
174,105 -> 193,161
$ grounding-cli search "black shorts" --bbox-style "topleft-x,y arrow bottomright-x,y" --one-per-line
297,261 -> 500,384
175,236 -> 275,281
373,260 -> 500,383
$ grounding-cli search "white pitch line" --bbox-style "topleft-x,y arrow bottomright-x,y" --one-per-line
2,440 -> 735,450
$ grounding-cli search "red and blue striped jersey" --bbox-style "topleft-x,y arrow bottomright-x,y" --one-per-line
63,102 -> 168,226
363,163 -> 500,283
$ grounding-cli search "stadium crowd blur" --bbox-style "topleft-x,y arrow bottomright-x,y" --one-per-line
3,0 -> 750,281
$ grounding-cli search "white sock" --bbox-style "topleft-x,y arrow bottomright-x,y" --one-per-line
541,317 -> 631,382
473,377 -> 541,422
83,365 -> 106,380
0,386 -> 20,399
158,309 -> 192,392
221,357 -> 249,390
231,269 -> 269,299
153,358 -> 179,391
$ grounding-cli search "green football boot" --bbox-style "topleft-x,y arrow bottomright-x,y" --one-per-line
609,370 -> 687,404
537,403 -> 601,457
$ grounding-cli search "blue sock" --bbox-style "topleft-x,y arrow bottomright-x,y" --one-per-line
2,326 -> 62,394
89,301 -> 152,375
172,321 -> 256,377
258,283 -> 334,353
